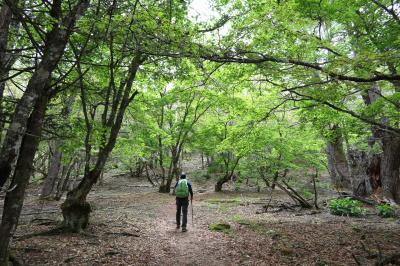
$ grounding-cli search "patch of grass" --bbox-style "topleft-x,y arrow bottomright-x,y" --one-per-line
376,203 -> 396,218
208,223 -> 232,234
301,189 -> 313,200
205,198 -> 242,204
205,198 -> 242,213
230,214 -> 245,222
232,218 -> 280,238
316,181 -> 331,190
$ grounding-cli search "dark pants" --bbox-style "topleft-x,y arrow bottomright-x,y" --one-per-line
176,197 -> 189,228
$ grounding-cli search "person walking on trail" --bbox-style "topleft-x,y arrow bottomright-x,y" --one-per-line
174,173 -> 193,232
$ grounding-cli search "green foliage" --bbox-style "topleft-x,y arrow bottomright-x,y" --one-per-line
376,204 -> 396,218
302,189 -> 313,200
328,198 -> 367,217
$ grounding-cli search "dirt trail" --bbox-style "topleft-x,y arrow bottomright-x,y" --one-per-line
154,199 -> 227,266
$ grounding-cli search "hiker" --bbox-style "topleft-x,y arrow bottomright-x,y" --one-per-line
174,173 -> 193,232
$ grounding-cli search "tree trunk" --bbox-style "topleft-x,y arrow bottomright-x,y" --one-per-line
271,171 -> 279,189
215,174 -> 231,192
0,2 -> 14,187
359,83 -> 400,202
160,149 -> 180,193
0,82 -> 5,145
40,93 -> 75,198
40,140 -> 62,199
61,169 -> 97,232
326,127 -> 351,189
380,132 -> 400,203
0,2 -> 18,147
0,94 -> 48,265
159,183 -> 170,193
348,150 -> 373,196
54,159 -> 76,200
215,157 -> 240,192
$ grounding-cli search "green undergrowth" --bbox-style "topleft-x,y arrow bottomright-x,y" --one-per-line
208,223 -> 232,234
205,197 -> 242,213
376,203 -> 396,218
329,197 -> 367,217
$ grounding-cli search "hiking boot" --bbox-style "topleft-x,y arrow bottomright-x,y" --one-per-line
182,227 -> 187,232
176,225 -> 180,229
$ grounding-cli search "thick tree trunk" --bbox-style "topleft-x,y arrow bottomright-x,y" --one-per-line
326,128 -> 351,190
159,183 -> 170,193
215,157 -> 240,192
380,132 -> 400,203
40,140 -> 63,198
61,170 -> 98,232
0,2 -> 14,187
160,150 -> 180,193
0,0 -> 90,188
348,150 -> 374,196
215,174 -> 230,192
0,94 -> 48,266
0,2 -> 18,147
0,82 -> 5,145
359,83 -> 400,202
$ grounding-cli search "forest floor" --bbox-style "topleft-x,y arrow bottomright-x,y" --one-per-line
2,175 -> 400,266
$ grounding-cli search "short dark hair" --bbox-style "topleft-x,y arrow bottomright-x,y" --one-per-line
180,174 -> 186,179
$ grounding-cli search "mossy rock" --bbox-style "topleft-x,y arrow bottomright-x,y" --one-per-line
209,223 -> 231,233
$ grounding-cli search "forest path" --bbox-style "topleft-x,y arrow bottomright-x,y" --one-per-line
154,197 -> 230,266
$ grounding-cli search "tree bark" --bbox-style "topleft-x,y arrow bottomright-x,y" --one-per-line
359,83 -> 400,202
40,94 -> 75,198
215,157 -> 240,192
215,178 -> 226,192
0,82 -> 5,145
0,0 -> 90,188
40,140 -> 62,199
326,125 -> 351,189
0,2 -> 16,146
0,94 -> 48,266
380,132 -> 400,203
54,158 -> 76,200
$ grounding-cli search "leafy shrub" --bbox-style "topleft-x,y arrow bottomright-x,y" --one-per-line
329,197 -> 367,217
376,203 -> 396,218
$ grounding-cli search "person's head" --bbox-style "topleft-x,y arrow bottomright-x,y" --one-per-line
180,173 -> 186,179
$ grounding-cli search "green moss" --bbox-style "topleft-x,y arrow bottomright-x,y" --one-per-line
209,223 -> 232,233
